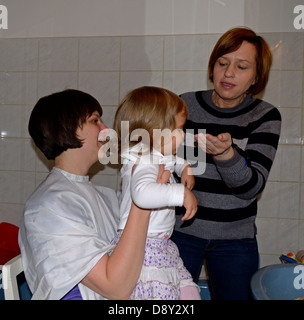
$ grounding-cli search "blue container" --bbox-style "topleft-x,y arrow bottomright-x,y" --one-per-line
251,264 -> 304,300
198,279 -> 211,300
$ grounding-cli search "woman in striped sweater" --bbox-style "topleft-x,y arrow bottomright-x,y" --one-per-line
172,27 -> 281,300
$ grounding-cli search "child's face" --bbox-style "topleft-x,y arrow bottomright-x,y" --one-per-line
161,111 -> 186,156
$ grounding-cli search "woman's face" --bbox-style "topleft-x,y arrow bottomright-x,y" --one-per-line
212,41 -> 257,108
76,111 -> 108,164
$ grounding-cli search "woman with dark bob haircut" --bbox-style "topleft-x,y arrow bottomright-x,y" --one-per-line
19,89 -> 168,300
28,89 -> 103,160
171,27 -> 281,300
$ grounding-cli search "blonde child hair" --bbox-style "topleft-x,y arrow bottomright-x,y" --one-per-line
113,86 -> 188,156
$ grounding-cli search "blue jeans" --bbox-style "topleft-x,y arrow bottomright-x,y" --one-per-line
171,231 -> 259,300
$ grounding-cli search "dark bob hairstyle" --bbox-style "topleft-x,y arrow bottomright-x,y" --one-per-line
208,27 -> 272,96
29,89 -> 102,160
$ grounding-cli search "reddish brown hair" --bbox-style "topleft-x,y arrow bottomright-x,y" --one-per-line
208,27 -> 272,96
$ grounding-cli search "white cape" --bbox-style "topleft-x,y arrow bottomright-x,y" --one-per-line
19,167 -> 120,300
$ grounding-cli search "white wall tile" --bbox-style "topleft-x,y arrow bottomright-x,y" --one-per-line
299,220 -> 304,246
0,72 -> 37,105
258,182 -> 300,219
208,0 -> 245,33
0,171 -> 35,204
39,38 -> 79,71
259,255 -> 281,268
0,139 -> 35,171
0,203 -> 25,227
79,38 -> 120,71
121,36 -> 163,71
256,217 -> 299,255
0,105 -> 31,138
172,0 -> 209,34
259,70 -> 303,108
164,71 -> 209,95
302,148 -> 304,182
269,145 -> 301,182
0,39 -> 38,71
78,72 -> 120,106
164,35 -> 209,71
119,71 -> 163,99
37,72 -> 78,99
279,33 -> 304,71
279,108 -> 302,145
35,147 -> 54,173
101,106 -> 118,128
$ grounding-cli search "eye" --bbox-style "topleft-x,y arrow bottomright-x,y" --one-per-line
217,59 -> 227,67
238,65 -> 247,70
91,116 -> 102,125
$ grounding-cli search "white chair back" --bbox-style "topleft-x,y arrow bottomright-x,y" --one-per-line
2,254 -> 24,300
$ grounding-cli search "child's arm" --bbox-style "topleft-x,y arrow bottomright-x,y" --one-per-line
182,187 -> 197,220
131,163 -> 197,220
174,157 -> 195,190
181,165 -> 195,190
131,163 -> 184,209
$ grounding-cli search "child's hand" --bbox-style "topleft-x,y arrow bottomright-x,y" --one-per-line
157,164 -> 170,184
182,188 -> 197,221
181,165 -> 195,190
132,163 -> 170,184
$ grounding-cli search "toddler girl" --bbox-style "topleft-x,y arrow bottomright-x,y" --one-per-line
111,86 -> 201,300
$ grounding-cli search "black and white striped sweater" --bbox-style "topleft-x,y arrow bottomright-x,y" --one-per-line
175,90 -> 281,240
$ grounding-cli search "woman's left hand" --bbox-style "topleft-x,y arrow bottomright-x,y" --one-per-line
195,132 -> 234,160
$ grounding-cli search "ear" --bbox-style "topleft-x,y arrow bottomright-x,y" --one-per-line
252,73 -> 259,86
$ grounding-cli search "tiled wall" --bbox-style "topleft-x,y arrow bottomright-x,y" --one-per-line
0,32 -> 303,268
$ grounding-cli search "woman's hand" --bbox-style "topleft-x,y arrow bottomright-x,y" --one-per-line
195,132 -> 234,161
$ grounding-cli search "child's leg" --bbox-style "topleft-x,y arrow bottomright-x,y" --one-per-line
180,285 -> 201,300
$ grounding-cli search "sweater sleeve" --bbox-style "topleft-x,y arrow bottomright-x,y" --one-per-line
214,107 -> 281,200
130,162 -> 185,209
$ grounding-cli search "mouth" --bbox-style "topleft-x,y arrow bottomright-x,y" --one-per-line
98,129 -> 110,145
221,81 -> 236,89
97,137 -> 106,147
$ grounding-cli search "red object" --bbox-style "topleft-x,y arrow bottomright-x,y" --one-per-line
0,222 -> 21,265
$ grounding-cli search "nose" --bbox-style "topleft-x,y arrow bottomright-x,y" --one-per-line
224,64 -> 235,78
99,121 -> 108,131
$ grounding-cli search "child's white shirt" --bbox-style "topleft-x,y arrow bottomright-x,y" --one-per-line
118,143 -> 188,233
